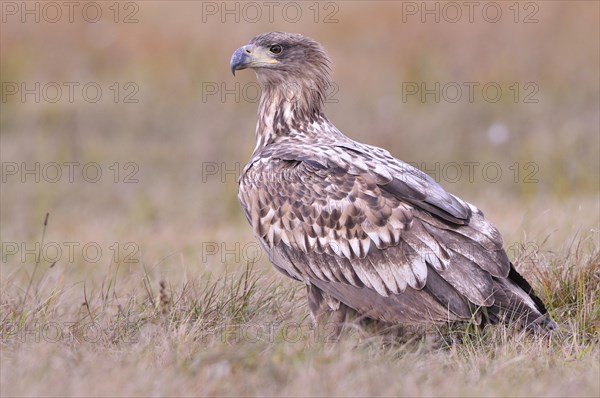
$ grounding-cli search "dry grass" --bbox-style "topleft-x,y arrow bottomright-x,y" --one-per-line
1,215 -> 598,397
1,1 -> 599,397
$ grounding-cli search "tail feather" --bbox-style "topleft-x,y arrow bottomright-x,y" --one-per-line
487,263 -> 556,331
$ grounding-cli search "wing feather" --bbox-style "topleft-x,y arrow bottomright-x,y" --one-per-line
239,146 -> 512,322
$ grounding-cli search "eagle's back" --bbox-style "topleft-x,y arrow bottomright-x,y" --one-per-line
238,137 -> 551,328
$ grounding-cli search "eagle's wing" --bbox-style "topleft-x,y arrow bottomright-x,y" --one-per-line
239,145 -> 512,322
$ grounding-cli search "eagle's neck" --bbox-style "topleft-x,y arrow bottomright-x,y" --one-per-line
253,75 -> 328,154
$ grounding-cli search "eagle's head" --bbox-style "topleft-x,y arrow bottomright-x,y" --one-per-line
230,32 -> 330,78
230,32 -> 332,116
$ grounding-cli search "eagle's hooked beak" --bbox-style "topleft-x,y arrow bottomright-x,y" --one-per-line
230,45 -> 252,75
230,44 -> 278,76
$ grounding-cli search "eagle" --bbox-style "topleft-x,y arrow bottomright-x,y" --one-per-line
230,32 -> 556,335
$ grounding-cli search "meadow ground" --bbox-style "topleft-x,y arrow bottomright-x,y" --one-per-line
2,2 -> 599,397
0,210 -> 598,397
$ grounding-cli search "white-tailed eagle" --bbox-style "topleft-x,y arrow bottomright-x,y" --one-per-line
230,32 -> 555,334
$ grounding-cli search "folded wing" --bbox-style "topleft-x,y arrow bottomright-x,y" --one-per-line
239,146 -> 516,322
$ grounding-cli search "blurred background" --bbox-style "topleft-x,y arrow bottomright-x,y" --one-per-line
1,1 -> 598,282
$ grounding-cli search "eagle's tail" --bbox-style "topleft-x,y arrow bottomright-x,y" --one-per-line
486,263 -> 557,331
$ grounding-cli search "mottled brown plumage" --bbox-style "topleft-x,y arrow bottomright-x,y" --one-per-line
230,32 -> 555,333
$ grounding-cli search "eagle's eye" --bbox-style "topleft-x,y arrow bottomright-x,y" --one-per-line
269,44 -> 283,55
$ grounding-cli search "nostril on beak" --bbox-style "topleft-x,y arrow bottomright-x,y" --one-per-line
245,48 -> 252,54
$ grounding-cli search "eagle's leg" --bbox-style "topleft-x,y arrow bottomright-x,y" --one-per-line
306,284 -> 349,342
